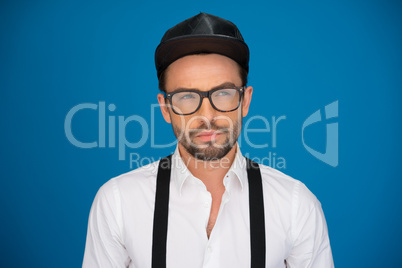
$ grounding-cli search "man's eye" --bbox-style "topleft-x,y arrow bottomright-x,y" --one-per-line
180,94 -> 196,100
216,90 -> 233,96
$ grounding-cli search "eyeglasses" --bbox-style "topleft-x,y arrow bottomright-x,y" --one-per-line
165,87 -> 244,115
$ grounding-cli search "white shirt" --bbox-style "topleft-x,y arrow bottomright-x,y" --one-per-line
83,146 -> 334,268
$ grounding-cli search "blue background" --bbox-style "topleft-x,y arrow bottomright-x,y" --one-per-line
1,0 -> 401,267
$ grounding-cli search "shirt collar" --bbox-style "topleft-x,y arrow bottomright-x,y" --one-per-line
228,143 -> 247,191
171,147 -> 193,195
171,143 -> 247,195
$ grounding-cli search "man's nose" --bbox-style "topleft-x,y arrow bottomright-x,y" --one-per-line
196,97 -> 216,121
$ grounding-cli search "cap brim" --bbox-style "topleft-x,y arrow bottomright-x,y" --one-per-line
155,35 -> 249,78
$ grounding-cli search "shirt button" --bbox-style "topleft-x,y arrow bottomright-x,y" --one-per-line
207,246 -> 212,252
204,202 -> 210,208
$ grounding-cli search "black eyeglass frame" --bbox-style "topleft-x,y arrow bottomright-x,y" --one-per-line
164,86 -> 245,115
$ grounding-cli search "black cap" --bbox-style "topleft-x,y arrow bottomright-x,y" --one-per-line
155,13 -> 249,78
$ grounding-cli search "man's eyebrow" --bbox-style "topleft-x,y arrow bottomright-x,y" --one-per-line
172,82 -> 237,92
211,82 -> 237,90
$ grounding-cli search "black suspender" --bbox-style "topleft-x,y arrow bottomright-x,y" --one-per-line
152,155 -> 266,268
152,155 -> 172,268
246,157 -> 266,268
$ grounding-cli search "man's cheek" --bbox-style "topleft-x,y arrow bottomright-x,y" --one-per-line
215,116 -> 236,126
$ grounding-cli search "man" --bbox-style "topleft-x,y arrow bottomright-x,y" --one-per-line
83,13 -> 334,268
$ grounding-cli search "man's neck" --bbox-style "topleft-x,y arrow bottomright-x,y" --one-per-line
178,144 -> 237,193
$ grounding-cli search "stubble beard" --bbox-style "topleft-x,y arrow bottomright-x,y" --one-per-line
172,117 -> 242,161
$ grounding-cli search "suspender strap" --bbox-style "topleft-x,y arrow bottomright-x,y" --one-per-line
152,155 -> 266,268
246,157 -> 266,268
152,155 -> 172,268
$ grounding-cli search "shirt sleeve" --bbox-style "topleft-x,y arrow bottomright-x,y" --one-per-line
286,182 -> 334,268
83,182 -> 131,267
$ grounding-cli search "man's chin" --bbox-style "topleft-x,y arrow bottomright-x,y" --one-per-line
190,141 -> 230,150
185,143 -> 235,161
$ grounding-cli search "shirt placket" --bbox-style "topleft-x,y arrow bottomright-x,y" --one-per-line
202,177 -> 232,267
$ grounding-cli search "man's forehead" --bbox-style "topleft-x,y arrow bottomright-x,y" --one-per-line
164,54 -> 243,92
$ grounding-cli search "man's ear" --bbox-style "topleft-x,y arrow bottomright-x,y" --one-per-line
242,86 -> 253,117
157,93 -> 172,123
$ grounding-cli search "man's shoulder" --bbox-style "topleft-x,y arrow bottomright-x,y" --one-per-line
116,159 -> 160,181
256,162 -> 318,205
99,158 -> 161,195
256,162 -> 299,188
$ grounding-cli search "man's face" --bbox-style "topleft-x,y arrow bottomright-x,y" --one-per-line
157,54 -> 253,161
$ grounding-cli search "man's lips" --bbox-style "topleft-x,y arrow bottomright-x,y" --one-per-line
195,130 -> 223,141
196,130 -> 220,136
